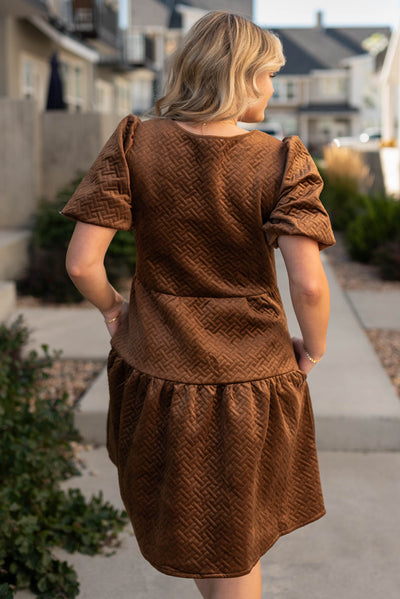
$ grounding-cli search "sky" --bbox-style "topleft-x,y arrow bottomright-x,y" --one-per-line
254,0 -> 399,27
119,0 -> 400,29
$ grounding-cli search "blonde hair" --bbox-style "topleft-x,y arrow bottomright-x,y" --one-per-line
144,11 -> 285,123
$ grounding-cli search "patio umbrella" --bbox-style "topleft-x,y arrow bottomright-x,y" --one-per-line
46,50 -> 66,110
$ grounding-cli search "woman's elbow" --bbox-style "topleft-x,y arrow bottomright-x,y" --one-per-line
290,276 -> 327,303
65,252 -> 97,279
65,258 -> 85,279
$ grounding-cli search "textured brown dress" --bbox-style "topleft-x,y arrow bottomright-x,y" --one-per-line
61,113 -> 336,579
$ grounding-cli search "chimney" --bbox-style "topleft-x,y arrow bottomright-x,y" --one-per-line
315,10 -> 324,29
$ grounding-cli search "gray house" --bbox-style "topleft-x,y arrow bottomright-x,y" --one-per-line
125,0 -> 252,113
267,12 -> 390,151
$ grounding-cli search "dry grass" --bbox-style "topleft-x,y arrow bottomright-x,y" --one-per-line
323,145 -> 374,194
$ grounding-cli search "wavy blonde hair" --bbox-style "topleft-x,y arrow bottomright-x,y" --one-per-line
144,11 -> 285,123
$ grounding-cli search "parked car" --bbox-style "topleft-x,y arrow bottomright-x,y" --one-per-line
332,128 -> 381,148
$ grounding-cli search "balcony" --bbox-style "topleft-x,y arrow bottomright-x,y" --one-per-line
123,32 -> 156,68
72,0 -> 119,49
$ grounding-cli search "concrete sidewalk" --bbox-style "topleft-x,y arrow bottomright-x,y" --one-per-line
9,250 -> 400,451
10,250 -> 400,599
15,446 -> 400,599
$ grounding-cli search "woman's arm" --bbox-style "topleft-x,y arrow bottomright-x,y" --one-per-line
277,234 -> 330,374
65,221 -> 128,335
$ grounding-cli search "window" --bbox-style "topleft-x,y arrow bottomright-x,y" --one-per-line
272,78 -> 280,100
22,59 -> 34,99
286,80 -> 296,100
127,33 -> 145,62
321,76 -> 347,98
269,78 -> 297,103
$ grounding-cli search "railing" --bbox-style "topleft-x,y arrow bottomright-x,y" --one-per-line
72,0 -> 120,49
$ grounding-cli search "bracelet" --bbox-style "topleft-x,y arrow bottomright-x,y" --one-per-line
104,312 -> 122,324
304,348 -> 321,364
104,301 -> 127,324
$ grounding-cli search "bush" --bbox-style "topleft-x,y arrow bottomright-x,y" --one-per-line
319,145 -> 373,230
372,234 -> 400,280
320,176 -> 369,231
0,316 -> 128,597
343,194 -> 400,263
17,176 -> 136,303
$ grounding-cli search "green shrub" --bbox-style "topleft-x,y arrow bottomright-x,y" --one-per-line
0,316 -> 128,597
372,234 -> 400,280
319,167 -> 369,230
319,145 -> 373,230
343,194 -> 400,263
17,176 -> 136,303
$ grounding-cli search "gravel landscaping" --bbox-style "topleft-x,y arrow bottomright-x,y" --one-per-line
39,358 -> 106,407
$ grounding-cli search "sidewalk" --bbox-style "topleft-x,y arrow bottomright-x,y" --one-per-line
15,446 -> 400,599
10,251 -> 400,598
9,251 -> 400,451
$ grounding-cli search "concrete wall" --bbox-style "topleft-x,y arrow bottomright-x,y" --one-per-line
41,110 -> 122,202
0,97 -> 42,228
0,97 -> 125,227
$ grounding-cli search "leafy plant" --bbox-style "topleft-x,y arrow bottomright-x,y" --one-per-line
17,175 -> 136,303
0,316 -> 128,597
343,193 -> 400,263
319,145 -> 373,230
372,233 -> 400,280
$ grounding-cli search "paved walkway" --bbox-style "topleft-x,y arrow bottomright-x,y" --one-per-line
9,251 -> 400,451
15,446 -> 400,599
9,250 -> 400,598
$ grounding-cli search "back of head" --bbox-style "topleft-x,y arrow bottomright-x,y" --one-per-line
145,11 -> 285,123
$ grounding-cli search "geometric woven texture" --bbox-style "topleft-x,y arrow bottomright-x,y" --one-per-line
61,114 -> 336,578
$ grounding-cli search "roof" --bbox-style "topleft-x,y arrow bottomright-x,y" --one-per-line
271,25 -> 391,75
131,0 -> 252,28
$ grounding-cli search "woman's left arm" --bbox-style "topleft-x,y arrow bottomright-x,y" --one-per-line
65,221 -> 128,335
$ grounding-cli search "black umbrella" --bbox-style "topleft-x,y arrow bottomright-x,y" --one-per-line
46,50 -> 66,110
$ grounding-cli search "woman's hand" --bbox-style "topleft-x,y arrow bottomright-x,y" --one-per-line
102,299 -> 129,338
291,336 -> 317,376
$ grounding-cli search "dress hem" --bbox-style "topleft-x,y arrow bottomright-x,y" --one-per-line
137,507 -> 327,579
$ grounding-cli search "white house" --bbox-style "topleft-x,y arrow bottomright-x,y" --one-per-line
267,12 -> 390,153
381,23 -> 400,196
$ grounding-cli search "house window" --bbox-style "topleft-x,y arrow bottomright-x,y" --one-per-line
286,80 -> 297,100
73,66 -> 83,111
321,76 -> 346,97
269,78 -> 297,103
127,33 -> 145,62
22,59 -> 34,98
272,78 -> 280,100
95,80 -> 113,113
338,78 -> 347,95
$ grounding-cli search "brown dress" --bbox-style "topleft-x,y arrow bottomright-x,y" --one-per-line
61,114 -> 336,579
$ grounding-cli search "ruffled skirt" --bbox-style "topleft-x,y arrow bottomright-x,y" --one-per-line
106,346 -> 326,579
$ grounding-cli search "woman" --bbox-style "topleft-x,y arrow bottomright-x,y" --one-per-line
61,10 -> 335,599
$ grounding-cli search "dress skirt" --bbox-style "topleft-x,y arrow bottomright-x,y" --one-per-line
106,346 -> 326,579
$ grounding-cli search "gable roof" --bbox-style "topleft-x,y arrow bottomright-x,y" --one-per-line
133,0 -> 252,28
271,25 -> 391,75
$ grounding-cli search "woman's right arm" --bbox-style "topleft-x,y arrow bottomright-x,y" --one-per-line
277,234 -> 331,374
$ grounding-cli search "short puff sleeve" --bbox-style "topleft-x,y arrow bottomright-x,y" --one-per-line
263,135 -> 336,251
60,113 -> 140,230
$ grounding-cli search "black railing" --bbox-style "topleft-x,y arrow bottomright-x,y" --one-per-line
72,0 -> 119,49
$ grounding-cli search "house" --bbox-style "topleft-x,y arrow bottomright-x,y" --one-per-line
124,0 -> 252,114
0,0 -> 133,114
380,22 -> 400,197
266,11 -> 391,153
0,0 -> 136,250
